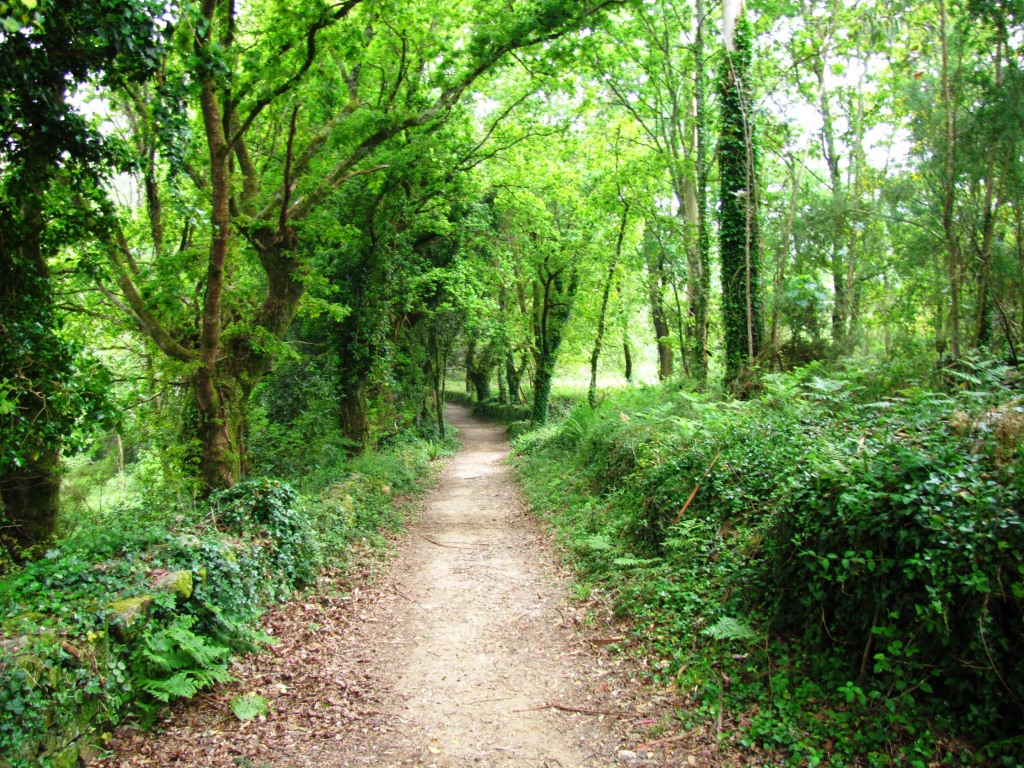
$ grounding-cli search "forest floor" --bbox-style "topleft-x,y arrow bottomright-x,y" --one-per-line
101,405 -> 738,767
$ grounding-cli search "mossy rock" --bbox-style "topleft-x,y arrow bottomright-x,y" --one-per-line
107,595 -> 154,640
507,420 -> 533,439
3,611 -> 45,632
46,741 -> 79,768
78,738 -> 104,766
151,569 -> 193,601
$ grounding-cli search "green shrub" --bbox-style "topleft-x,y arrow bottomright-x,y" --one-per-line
213,479 -> 319,592
513,373 -> 1024,765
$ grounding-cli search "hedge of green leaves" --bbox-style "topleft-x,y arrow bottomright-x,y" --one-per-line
513,372 -> 1023,766
0,436 -> 445,767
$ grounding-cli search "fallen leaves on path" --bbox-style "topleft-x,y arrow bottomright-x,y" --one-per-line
99,407 -> 760,768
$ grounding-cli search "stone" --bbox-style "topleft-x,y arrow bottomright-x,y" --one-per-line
617,750 -> 639,762
151,569 -> 194,601
78,738 -> 103,765
46,742 -> 79,768
107,595 -> 154,640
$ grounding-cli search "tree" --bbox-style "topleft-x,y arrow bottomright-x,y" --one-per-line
592,0 -> 711,384
719,0 -> 763,387
98,0 -> 629,490
0,0 -> 164,554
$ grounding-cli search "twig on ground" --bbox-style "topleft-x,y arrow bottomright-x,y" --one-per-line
418,534 -> 475,549
511,701 -> 631,717
672,450 -> 722,525
390,585 -> 415,602
634,733 -> 693,750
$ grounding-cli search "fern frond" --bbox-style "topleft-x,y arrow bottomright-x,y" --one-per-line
703,616 -> 760,644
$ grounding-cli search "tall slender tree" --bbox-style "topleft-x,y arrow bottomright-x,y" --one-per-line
719,0 -> 763,387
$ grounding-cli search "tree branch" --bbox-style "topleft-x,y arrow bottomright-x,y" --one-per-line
228,0 -> 364,150
101,226 -> 196,363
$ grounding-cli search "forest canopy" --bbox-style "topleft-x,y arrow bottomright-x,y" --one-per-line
3,0 -> 1021,550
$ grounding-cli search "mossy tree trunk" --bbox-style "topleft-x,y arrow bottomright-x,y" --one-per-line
465,338 -> 495,402
0,217 -> 62,554
691,0 -> 711,386
644,228 -> 675,381
719,2 -> 763,388
531,265 -> 579,425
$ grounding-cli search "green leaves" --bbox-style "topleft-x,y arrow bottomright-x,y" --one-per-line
230,692 -> 269,721
516,371 -> 1024,763
135,615 -> 234,703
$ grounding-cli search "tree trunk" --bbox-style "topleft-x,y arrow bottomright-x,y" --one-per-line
618,282 -> 634,383
652,289 -> 673,381
466,339 -> 493,402
816,63 -> 848,354
768,148 -> 810,363
339,379 -> 370,447
497,361 -> 509,404
531,266 -> 578,425
0,454 -> 60,555
719,4 -> 762,387
939,0 -> 961,359
589,207 -> 628,407
506,351 -> 523,404
692,0 -> 710,386
438,344 -> 449,439
532,353 -> 556,425
192,372 -> 245,490
973,155 -> 1000,349
643,227 -> 673,381
0,188 -> 62,554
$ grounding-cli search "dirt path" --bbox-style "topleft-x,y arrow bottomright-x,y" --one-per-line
327,404 -> 624,766
105,405 -> 716,767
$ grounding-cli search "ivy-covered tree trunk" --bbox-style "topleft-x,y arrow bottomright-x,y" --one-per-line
618,283 -> 634,383
339,379 -> 370,447
465,338 -> 494,402
531,267 -> 579,425
187,226 -> 306,489
0,0 -> 158,555
938,0 -> 961,359
719,2 -> 763,387
589,263 -> 618,408
691,0 -> 711,386
331,292 -> 377,449
643,231 -> 675,382
505,351 -> 524,404
0,239 -> 62,554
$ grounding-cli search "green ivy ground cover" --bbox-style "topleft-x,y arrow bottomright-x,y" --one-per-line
512,373 -> 1024,767
0,436 -> 450,768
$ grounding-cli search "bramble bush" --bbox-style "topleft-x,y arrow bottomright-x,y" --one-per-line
512,369 -> 1024,766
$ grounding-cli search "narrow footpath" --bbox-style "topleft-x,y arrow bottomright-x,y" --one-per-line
105,405 -> 713,767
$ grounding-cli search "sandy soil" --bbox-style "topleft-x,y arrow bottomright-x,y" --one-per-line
328,404 -> 635,767
102,405 -> 728,768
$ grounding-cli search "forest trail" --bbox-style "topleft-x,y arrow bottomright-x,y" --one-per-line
105,405 -> 699,767
322,403 -> 628,765
315,405 -> 630,765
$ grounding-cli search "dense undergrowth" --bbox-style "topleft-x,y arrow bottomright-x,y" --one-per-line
512,360 -> 1024,767
0,432 -> 452,767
